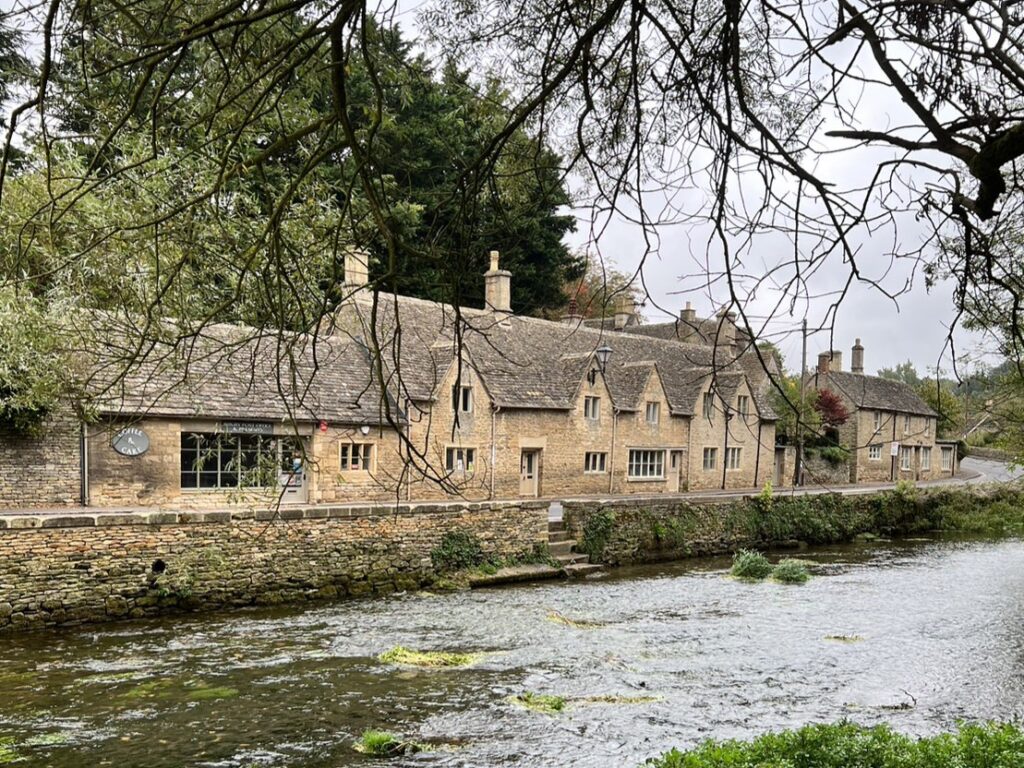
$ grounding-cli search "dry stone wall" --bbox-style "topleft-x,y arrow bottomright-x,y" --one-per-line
0,413 -> 81,509
0,501 -> 548,632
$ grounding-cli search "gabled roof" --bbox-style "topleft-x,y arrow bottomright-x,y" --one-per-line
337,291 -> 775,419
815,370 -> 938,417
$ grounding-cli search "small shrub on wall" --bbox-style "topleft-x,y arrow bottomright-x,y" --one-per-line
430,531 -> 485,572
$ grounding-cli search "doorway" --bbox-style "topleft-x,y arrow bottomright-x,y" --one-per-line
519,449 -> 541,497
279,439 -> 308,503
669,450 -> 684,492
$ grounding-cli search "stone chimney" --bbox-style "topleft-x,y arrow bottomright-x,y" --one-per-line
613,295 -> 635,330
817,350 -> 843,373
851,338 -> 864,374
484,250 -> 512,313
562,296 -> 583,326
344,249 -> 369,289
716,308 -> 736,350
680,302 -> 697,325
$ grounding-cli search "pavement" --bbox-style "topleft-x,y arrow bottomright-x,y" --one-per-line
3,457 -> 1019,519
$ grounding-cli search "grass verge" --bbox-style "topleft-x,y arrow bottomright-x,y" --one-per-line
644,722 -> 1024,767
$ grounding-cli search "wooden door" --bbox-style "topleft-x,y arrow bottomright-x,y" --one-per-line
519,450 -> 540,497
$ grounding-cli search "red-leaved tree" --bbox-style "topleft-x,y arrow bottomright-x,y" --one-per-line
815,389 -> 851,428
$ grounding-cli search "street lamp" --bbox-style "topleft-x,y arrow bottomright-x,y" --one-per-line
595,345 -> 613,373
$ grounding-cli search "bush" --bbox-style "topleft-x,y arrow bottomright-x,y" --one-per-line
818,445 -> 850,465
645,722 -> 1024,768
730,549 -> 773,580
772,559 -> 810,584
430,530 -> 485,572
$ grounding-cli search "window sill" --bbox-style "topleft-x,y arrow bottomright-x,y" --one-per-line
583,471 -> 608,475
626,477 -> 666,482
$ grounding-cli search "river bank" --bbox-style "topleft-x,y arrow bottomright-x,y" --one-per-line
1,483 -> 1022,633
567,482 -> 1024,565
1,534 -> 1023,766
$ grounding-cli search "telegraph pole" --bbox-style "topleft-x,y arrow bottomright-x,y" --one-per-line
794,318 -> 807,486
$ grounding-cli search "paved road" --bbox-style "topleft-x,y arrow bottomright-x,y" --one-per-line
960,456 -> 1024,484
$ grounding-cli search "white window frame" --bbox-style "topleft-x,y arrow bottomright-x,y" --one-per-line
445,446 -> 476,474
941,447 -> 953,471
703,392 -> 715,419
340,442 -> 374,472
737,395 -> 749,418
584,452 -> 607,474
627,449 -> 665,480
900,446 -> 912,471
925,418 -> 932,437
873,410 -> 882,431
921,447 -> 931,471
702,447 -> 717,471
584,396 -> 601,421
904,413 -> 912,433
725,446 -> 742,470
868,444 -> 882,461
645,401 -> 660,424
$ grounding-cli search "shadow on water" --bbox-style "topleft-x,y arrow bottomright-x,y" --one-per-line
3,535 -> 1024,767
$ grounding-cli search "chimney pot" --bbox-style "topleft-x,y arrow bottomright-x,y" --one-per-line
817,351 -> 832,374
680,302 -> 697,324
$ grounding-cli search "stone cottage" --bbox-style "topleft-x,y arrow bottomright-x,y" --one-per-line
1,251 -> 783,510
811,344 -> 958,483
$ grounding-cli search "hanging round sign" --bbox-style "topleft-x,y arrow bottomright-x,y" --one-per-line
112,427 -> 150,457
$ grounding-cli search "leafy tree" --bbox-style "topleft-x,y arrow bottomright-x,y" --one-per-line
878,361 -> 923,388
917,379 -> 964,439
770,376 -> 820,446
814,389 -> 850,429
555,254 -> 640,319
0,291 -> 80,434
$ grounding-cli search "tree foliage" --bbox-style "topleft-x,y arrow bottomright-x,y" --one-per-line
814,389 -> 850,429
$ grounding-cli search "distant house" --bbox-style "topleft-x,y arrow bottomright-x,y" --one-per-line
811,344 -> 958,482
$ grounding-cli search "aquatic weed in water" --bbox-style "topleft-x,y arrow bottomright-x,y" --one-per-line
730,549 -> 773,580
510,692 -> 567,714
772,559 -> 810,584
378,646 -> 481,668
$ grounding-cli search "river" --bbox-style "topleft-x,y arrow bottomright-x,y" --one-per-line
2,535 -> 1024,767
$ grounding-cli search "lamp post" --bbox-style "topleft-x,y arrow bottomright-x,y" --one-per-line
595,345 -> 612,373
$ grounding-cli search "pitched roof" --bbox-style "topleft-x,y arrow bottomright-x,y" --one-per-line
88,319 -> 395,425
815,370 -> 938,417
337,291 -> 775,419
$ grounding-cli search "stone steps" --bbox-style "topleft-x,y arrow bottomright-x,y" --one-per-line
548,517 -> 602,572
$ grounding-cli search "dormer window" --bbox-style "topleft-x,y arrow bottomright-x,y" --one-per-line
737,395 -> 749,418
584,396 -> 601,421
703,392 -> 715,420
873,410 -> 882,431
452,384 -> 473,414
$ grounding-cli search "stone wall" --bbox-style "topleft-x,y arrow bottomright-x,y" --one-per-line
0,500 -> 548,632
0,412 -> 81,509
562,485 -> 1024,567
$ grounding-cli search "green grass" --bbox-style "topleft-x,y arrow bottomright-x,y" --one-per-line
644,722 -> 1024,767
510,692 -> 568,714
730,549 -> 773,580
772,558 -> 811,584
378,645 -> 482,668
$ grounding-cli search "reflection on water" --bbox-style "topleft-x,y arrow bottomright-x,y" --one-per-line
2,537 -> 1024,767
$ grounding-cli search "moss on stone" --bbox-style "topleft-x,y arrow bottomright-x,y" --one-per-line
353,729 -> 426,756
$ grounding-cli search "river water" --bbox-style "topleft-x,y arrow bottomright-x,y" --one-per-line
2,536 -> 1024,767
